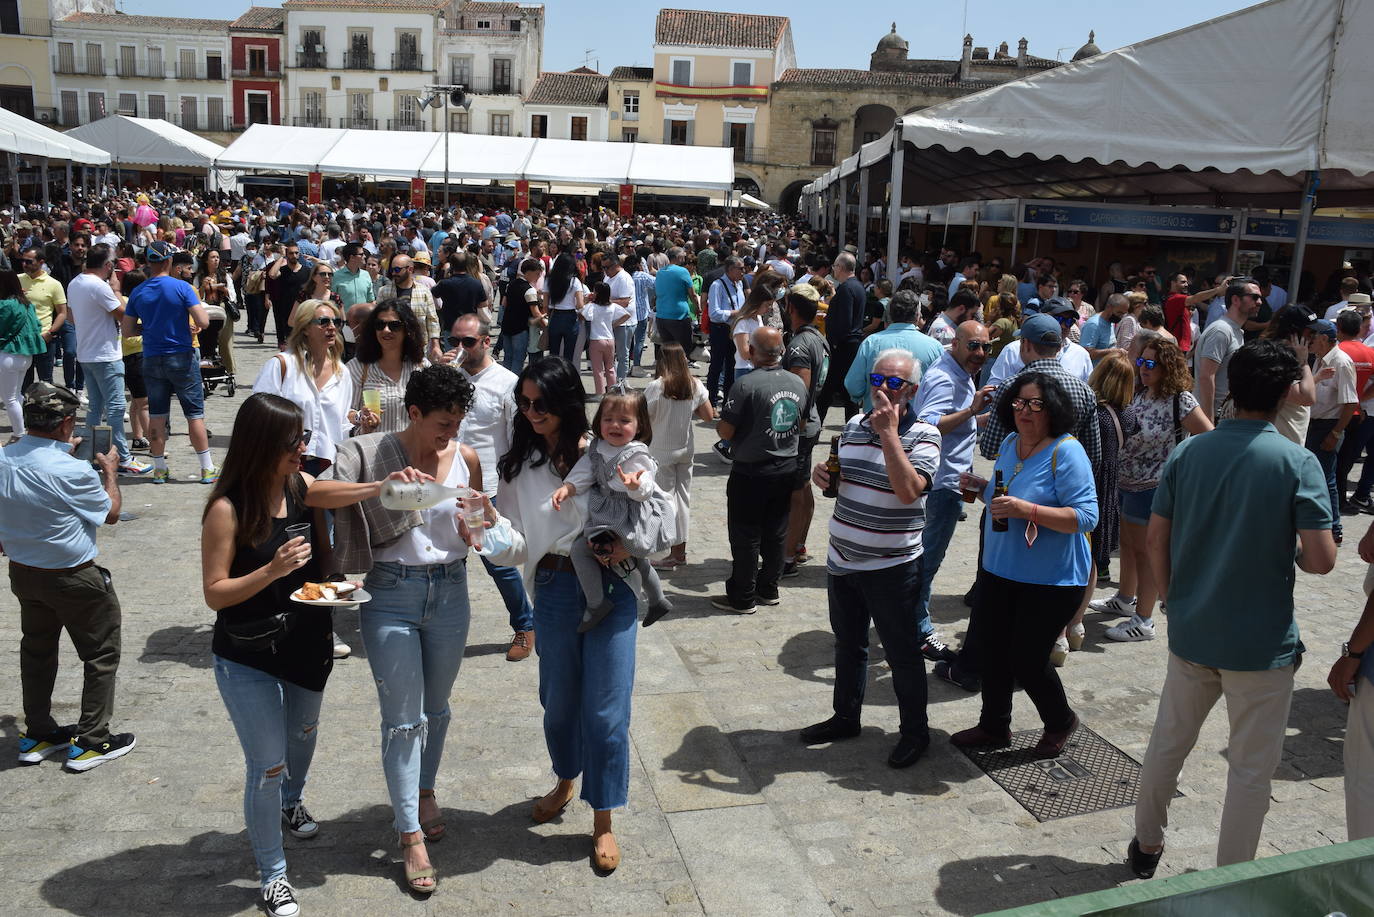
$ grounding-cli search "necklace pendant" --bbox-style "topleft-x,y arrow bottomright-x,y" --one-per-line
1014,461 -> 1023,475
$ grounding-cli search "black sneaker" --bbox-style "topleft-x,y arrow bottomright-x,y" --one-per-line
711,440 -> 734,464
709,594 -> 756,614
920,632 -> 957,663
799,715 -> 861,744
888,733 -> 931,768
755,592 -> 782,606
64,732 -> 136,772
282,802 -> 319,839
1126,838 -> 1163,879
17,726 -> 73,765
1343,498 -> 1368,516
781,561 -> 800,579
933,660 -> 980,693
260,875 -> 300,917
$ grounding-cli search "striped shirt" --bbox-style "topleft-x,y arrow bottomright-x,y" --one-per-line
827,411 -> 941,574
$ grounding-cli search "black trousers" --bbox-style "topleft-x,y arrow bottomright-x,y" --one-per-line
817,339 -> 860,426
975,571 -> 1080,735
725,468 -> 794,603
706,322 -> 736,404
271,295 -> 295,347
656,316 -> 694,362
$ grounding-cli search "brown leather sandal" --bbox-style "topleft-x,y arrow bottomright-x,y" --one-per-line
532,784 -> 575,824
418,789 -> 446,842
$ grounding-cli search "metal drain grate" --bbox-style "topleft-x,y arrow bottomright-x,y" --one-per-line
957,723 -> 1176,821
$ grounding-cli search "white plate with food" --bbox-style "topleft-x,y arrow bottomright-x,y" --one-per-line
290,581 -> 370,606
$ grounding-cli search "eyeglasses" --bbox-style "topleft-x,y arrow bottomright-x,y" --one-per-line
1136,358 -> 1159,370
515,394 -> 549,415
377,320 -> 406,333
311,316 -> 344,328
285,429 -> 313,451
1011,397 -> 1046,413
868,373 -> 910,391
390,266 -> 409,274
448,335 -> 480,349
964,340 -> 990,351
19,258 -> 35,265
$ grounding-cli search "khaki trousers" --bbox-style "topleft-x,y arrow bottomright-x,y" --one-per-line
1134,651 -> 1294,866
1347,674 -> 1374,841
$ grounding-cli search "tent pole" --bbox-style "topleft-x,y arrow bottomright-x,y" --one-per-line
65,162 -> 72,206
885,140 -> 905,285
836,176 -> 847,252
443,94 -> 451,213
1290,170 -> 1319,297
1090,231 -> 1102,300
40,158 -> 50,207
857,168 -> 869,258
7,153 -> 17,209
1230,209 -> 1246,274
1009,199 -> 1021,268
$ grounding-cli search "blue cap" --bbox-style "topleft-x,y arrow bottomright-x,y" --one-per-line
1016,313 -> 1063,345
145,241 -> 177,262
1312,318 -> 1338,339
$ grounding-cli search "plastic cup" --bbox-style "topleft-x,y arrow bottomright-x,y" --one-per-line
361,389 -> 382,415
461,489 -> 486,550
285,522 -> 312,560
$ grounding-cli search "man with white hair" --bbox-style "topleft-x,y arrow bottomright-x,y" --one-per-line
801,348 -> 942,768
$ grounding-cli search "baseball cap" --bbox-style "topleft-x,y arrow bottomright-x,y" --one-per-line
1042,296 -> 1076,318
73,218 -> 95,232
145,241 -> 177,262
22,381 -> 81,424
1017,313 -> 1063,346
1311,319 -> 1338,339
1274,304 -> 1319,336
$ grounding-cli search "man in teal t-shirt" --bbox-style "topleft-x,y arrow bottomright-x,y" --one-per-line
652,247 -> 698,357
1129,339 -> 1336,878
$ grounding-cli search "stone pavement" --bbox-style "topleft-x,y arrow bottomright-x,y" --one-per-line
0,337 -> 1366,916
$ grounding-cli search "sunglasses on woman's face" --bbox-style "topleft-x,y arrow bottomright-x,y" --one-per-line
376,320 -> 405,333
515,395 -> 550,415
1136,357 -> 1159,370
285,429 -> 313,451
315,271 -> 332,278
1011,397 -> 1046,413
311,316 -> 344,328
868,373 -> 910,391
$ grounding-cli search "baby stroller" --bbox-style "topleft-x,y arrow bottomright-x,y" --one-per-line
200,304 -> 237,397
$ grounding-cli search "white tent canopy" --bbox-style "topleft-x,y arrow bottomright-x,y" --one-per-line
215,124 -> 735,190
0,106 -> 110,165
64,115 -> 225,169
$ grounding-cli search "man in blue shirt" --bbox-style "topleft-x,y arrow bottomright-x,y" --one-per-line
1079,293 -> 1128,363
121,242 -> 215,484
653,247 -> 699,358
1129,339 -> 1336,878
911,321 -> 996,662
844,290 -> 943,411
705,257 -> 746,407
1,383 -> 136,772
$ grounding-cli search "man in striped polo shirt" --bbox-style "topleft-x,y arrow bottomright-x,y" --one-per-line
801,348 -> 942,769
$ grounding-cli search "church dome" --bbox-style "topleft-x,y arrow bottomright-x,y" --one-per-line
876,23 -> 908,53
1072,30 -> 1102,62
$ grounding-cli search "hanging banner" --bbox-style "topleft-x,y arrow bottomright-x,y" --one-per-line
618,183 -> 634,218
409,177 -> 426,209
307,171 -> 323,205
514,180 -> 530,212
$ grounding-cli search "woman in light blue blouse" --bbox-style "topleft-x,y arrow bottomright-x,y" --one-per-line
952,372 -> 1098,759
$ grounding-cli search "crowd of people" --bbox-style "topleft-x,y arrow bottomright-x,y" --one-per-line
2,187 -> 1374,916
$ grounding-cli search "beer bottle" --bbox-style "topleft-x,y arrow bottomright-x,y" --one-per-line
822,437 -> 842,498
991,470 -> 1009,532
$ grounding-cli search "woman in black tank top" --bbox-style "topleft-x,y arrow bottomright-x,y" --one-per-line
200,393 -> 333,917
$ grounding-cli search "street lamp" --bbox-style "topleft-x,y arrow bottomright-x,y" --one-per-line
419,85 -> 471,212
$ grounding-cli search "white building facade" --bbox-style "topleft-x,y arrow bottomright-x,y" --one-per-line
50,11 -> 232,131
524,70 -> 608,141
436,1 -> 541,136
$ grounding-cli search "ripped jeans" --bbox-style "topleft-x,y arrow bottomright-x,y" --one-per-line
214,654 -> 324,887
360,559 -> 472,834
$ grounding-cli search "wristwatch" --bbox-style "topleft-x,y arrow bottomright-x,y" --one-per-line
1343,642 -> 1364,659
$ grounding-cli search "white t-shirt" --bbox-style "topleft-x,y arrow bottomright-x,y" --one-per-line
551,276 -> 585,311
645,377 -> 708,465
607,269 -> 636,326
582,302 -> 629,341
319,237 -> 345,266
732,316 -> 761,370
67,272 -> 123,364
458,360 -> 518,497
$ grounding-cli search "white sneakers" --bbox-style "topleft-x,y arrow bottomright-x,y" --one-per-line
1105,613 -> 1156,642
1089,593 -> 1136,616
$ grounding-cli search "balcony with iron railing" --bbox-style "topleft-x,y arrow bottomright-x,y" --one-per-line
292,115 -> 331,127
53,56 -> 105,76
731,144 -> 763,164
446,73 -> 522,95
388,118 -> 426,131
344,50 -> 375,70
391,52 -> 425,72
114,59 -> 168,80
3,18 -> 52,37
180,61 -> 226,81
339,115 -> 377,129
295,50 -> 328,69
232,65 -> 283,79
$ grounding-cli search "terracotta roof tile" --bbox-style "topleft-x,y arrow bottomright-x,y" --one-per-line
60,11 -> 231,31
610,66 -> 654,81
526,71 -> 609,106
453,1 -> 520,13
283,0 -> 446,11
655,9 -> 788,50
231,7 -> 285,30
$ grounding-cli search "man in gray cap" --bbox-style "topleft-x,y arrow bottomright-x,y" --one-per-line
0,382 -> 136,771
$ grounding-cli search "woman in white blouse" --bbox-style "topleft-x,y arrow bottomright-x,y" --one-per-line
253,299 -> 351,475
347,298 -> 427,436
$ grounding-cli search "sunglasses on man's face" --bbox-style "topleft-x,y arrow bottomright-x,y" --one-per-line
964,340 -> 991,351
312,316 -> 344,328
868,373 -> 910,391
19,258 -> 35,265
448,335 -> 481,349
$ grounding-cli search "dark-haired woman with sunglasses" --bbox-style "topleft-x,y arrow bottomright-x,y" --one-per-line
346,298 -> 426,436
953,372 -> 1098,759
201,392 -> 333,917
254,299 -> 350,476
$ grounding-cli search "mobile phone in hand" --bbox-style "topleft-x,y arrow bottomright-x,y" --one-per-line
90,425 -> 112,465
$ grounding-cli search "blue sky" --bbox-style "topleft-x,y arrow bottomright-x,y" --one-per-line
122,0 -> 1258,72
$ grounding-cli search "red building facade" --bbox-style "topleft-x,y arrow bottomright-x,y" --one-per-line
229,7 -> 285,129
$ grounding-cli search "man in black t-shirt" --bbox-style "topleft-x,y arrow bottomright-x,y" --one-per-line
266,243 -> 312,346
817,252 -> 865,425
433,255 -> 488,331
499,259 -> 543,374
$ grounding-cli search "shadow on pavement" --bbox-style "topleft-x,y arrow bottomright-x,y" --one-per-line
933,852 -> 1127,915
774,629 -> 975,707
138,625 -> 213,669
1274,686 -> 1346,781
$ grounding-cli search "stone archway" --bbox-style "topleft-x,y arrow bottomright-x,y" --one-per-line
852,103 -> 897,153
733,175 -> 761,197
779,180 -> 809,216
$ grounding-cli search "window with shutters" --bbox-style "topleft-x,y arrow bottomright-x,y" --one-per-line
180,96 -> 197,130
207,53 -> 223,81
492,58 -> 512,94
56,42 -> 74,73
178,48 -> 196,80
450,110 -> 468,133
118,45 -> 135,78
450,56 -> 472,87
59,90 -> 78,125
731,61 -> 753,86
570,116 -> 587,141
490,112 -> 510,136
86,91 -> 105,120
85,42 -> 103,75
117,92 -> 137,116
303,90 -> 322,122
670,58 -> 691,86
207,97 -> 224,130
811,128 -> 836,166
148,46 -> 163,77
529,114 -> 547,138
147,94 -> 166,120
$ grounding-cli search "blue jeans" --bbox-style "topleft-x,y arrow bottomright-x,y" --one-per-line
913,488 -> 963,639
480,553 -> 534,633
614,323 -> 635,380
548,310 -> 579,363
532,566 -> 637,810
500,330 -> 528,374
141,350 -> 205,420
214,655 -> 324,887
360,559 -> 472,833
631,319 -> 649,368
1305,419 -> 1343,539
81,360 -> 130,464
54,321 -> 82,391
827,559 -> 929,738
